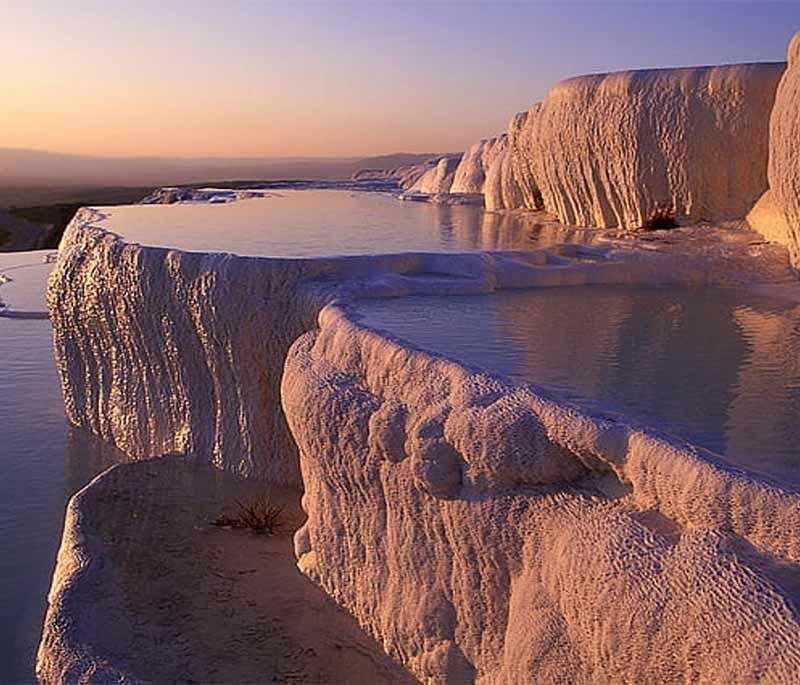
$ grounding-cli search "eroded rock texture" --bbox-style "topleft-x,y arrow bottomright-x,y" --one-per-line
406,155 -> 463,195
512,63 -> 785,228
768,33 -> 800,266
483,142 -> 526,211
283,305 -> 800,684
450,136 -> 508,195
351,160 -> 437,190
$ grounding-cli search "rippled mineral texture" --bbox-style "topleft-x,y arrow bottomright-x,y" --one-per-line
450,136 -> 508,195
766,32 -> 800,266
511,62 -> 785,228
282,304 -> 800,684
406,155 -> 463,195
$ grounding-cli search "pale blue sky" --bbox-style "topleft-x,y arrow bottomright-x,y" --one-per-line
2,1 -> 797,156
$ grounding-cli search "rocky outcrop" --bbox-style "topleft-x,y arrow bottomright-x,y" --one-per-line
766,33 -> 800,266
53,209 -> 662,485
351,161 -> 435,190
747,189 -> 792,249
450,136 -> 508,195
512,62 -> 785,228
282,302 -> 800,684
405,155 -> 462,195
483,143 -> 526,211
37,458 -> 415,684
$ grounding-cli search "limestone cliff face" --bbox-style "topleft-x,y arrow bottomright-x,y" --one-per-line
512,63 -> 785,228
450,136 -> 507,195
483,142 -> 526,211
407,155 -> 462,195
351,160 -> 436,189
283,304 -> 800,684
54,210 -> 639,484
767,33 -> 800,266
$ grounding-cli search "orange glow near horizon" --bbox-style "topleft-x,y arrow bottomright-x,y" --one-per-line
1,1 -> 795,159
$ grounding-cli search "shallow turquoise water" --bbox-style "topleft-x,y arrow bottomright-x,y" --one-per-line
355,286 -> 800,487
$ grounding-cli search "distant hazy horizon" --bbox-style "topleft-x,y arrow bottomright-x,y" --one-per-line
3,1 -> 798,158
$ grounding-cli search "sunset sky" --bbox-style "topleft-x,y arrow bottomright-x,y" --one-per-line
2,1 -> 797,158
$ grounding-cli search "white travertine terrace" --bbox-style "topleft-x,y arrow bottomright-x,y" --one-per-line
40,32 -> 800,682
483,139 -> 526,211
511,62 -> 785,228
352,159 -> 437,189
450,136 -> 508,195
765,33 -> 800,266
0,249 -> 56,319
51,208 -> 678,485
282,303 -> 800,683
405,155 -> 462,195
41,199 -> 800,682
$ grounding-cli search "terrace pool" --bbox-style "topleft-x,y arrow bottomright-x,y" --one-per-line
355,285 -> 800,486
95,189 -> 593,257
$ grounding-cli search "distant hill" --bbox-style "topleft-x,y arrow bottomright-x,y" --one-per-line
0,148 -> 453,192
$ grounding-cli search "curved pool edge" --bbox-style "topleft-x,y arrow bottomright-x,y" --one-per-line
48,206 -> 687,485
281,301 -> 800,683
40,205 -> 800,683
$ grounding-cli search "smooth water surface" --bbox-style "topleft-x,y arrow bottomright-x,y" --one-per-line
97,189 -> 584,257
356,286 -> 800,486
0,255 -> 126,682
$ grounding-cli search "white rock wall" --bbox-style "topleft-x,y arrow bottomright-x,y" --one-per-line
54,210 -> 664,484
483,144 -> 526,211
406,155 -> 463,195
768,32 -> 800,267
282,304 -> 800,683
450,136 -> 508,195
512,63 -> 785,228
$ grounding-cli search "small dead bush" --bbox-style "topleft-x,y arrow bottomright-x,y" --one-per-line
212,494 -> 286,535
642,205 -> 678,231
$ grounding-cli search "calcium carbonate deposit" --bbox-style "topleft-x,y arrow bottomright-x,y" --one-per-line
37,30 -> 800,685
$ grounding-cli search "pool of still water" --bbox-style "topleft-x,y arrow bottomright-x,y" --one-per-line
0,254 -> 128,683
355,285 -> 800,487
95,189 -> 589,257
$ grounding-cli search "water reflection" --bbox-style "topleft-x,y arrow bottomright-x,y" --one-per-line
100,190 -> 595,258
355,286 -> 800,486
0,315 -> 129,683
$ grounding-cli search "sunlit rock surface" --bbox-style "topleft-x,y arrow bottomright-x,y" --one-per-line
282,303 -> 800,683
450,136 -> 507,195
748,189 -> 793,250
483,142 -> 525,211
51,207 -> 660,485
46,190 -> 800,682
405,155 -> 462,196
37,457 -> 416,684
511,62 -> 785,228
351,160 -> 435,189
768,32 -> 800,267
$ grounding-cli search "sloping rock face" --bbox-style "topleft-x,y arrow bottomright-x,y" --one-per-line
407,155 -> 462,195
351,160 -> 435,190
55,210 -> 641,484
282,304 -> 800,684
767,33 -> 800,266
483,143 -> 526,211
450,136 -> 508,195
49,212 -> 325,485
747,189 -> 792,249
512,63 -> 785,228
